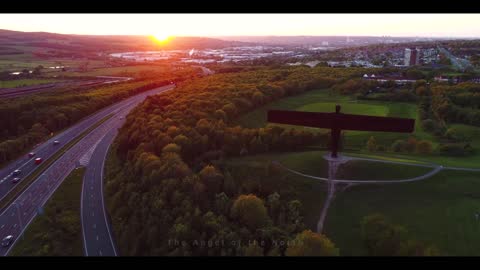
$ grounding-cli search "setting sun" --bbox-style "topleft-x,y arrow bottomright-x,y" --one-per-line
152,34 -> 171,43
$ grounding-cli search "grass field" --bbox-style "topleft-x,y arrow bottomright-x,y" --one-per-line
0,79 -> 60,88
336,160 -> 432,181
227,149 -> 480,256
56,65 -> 169,78
237,88 -> 436,149
450,124 -> 480,148
10,167 -> 85,256
326,168 -> 480,256
347,150 -> 480,169
0,58 -> 105,73
299,102 -> 388,117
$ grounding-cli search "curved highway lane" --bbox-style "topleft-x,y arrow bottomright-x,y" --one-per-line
0,84 -> 166,203
81,125 -> 119,256
0,85 -> 174,256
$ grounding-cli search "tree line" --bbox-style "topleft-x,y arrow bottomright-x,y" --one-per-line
418,82 -> 478,156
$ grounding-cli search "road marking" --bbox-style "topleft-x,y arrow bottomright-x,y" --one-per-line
96,235 -> 99,241
92,212 -> 94,217
1,224 -> 4,229
13,224 -> 17,228
99,250 -> 102,256
93,224 -> 96,229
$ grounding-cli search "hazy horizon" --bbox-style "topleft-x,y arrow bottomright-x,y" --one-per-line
1,14 -> 480,38
1,28 -> 474,39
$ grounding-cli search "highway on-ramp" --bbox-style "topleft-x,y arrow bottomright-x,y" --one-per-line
0,84 -> 174,256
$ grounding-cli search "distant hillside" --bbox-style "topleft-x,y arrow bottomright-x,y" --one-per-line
154,36 -> 251,50
0,29 -> 251,54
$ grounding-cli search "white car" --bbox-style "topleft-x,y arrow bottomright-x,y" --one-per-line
1,235 -> 13,247
12,177 -> 20,184
53,140 -> 60,145
12,169 -> 21,176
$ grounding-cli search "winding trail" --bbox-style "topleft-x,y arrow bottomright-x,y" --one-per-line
273,154 -> 480,233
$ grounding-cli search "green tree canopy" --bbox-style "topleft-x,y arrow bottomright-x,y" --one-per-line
367,136 -> 377,152
285,230 -> 339,256
231,194 -> 270,230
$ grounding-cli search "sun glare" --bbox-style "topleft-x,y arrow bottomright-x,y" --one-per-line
152,34 -> 171,43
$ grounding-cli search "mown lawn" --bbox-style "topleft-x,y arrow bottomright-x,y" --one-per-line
335,160 -> 432,181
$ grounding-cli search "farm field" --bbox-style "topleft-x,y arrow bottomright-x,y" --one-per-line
51,65 -> 172,78
0,79 -> 61,89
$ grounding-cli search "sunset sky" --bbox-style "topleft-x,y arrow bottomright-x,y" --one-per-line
1,14 -> 480,37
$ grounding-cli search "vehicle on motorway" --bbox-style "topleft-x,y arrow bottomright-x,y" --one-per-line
28,152 -> 35,158
1,235 -> 13,247
13,169 -> 21,176
53,140 -> 60,145
12,177 -> 20,183
34,158 -> 43,165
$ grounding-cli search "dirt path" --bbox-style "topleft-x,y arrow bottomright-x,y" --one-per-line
274,154 -> 480,234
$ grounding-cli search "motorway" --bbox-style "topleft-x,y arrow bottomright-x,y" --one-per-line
0,84 -> 174,256
0,81 -> 143,202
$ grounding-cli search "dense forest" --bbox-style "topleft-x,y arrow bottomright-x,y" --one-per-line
418,82 -> 480,155
105,66 -> 369,256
